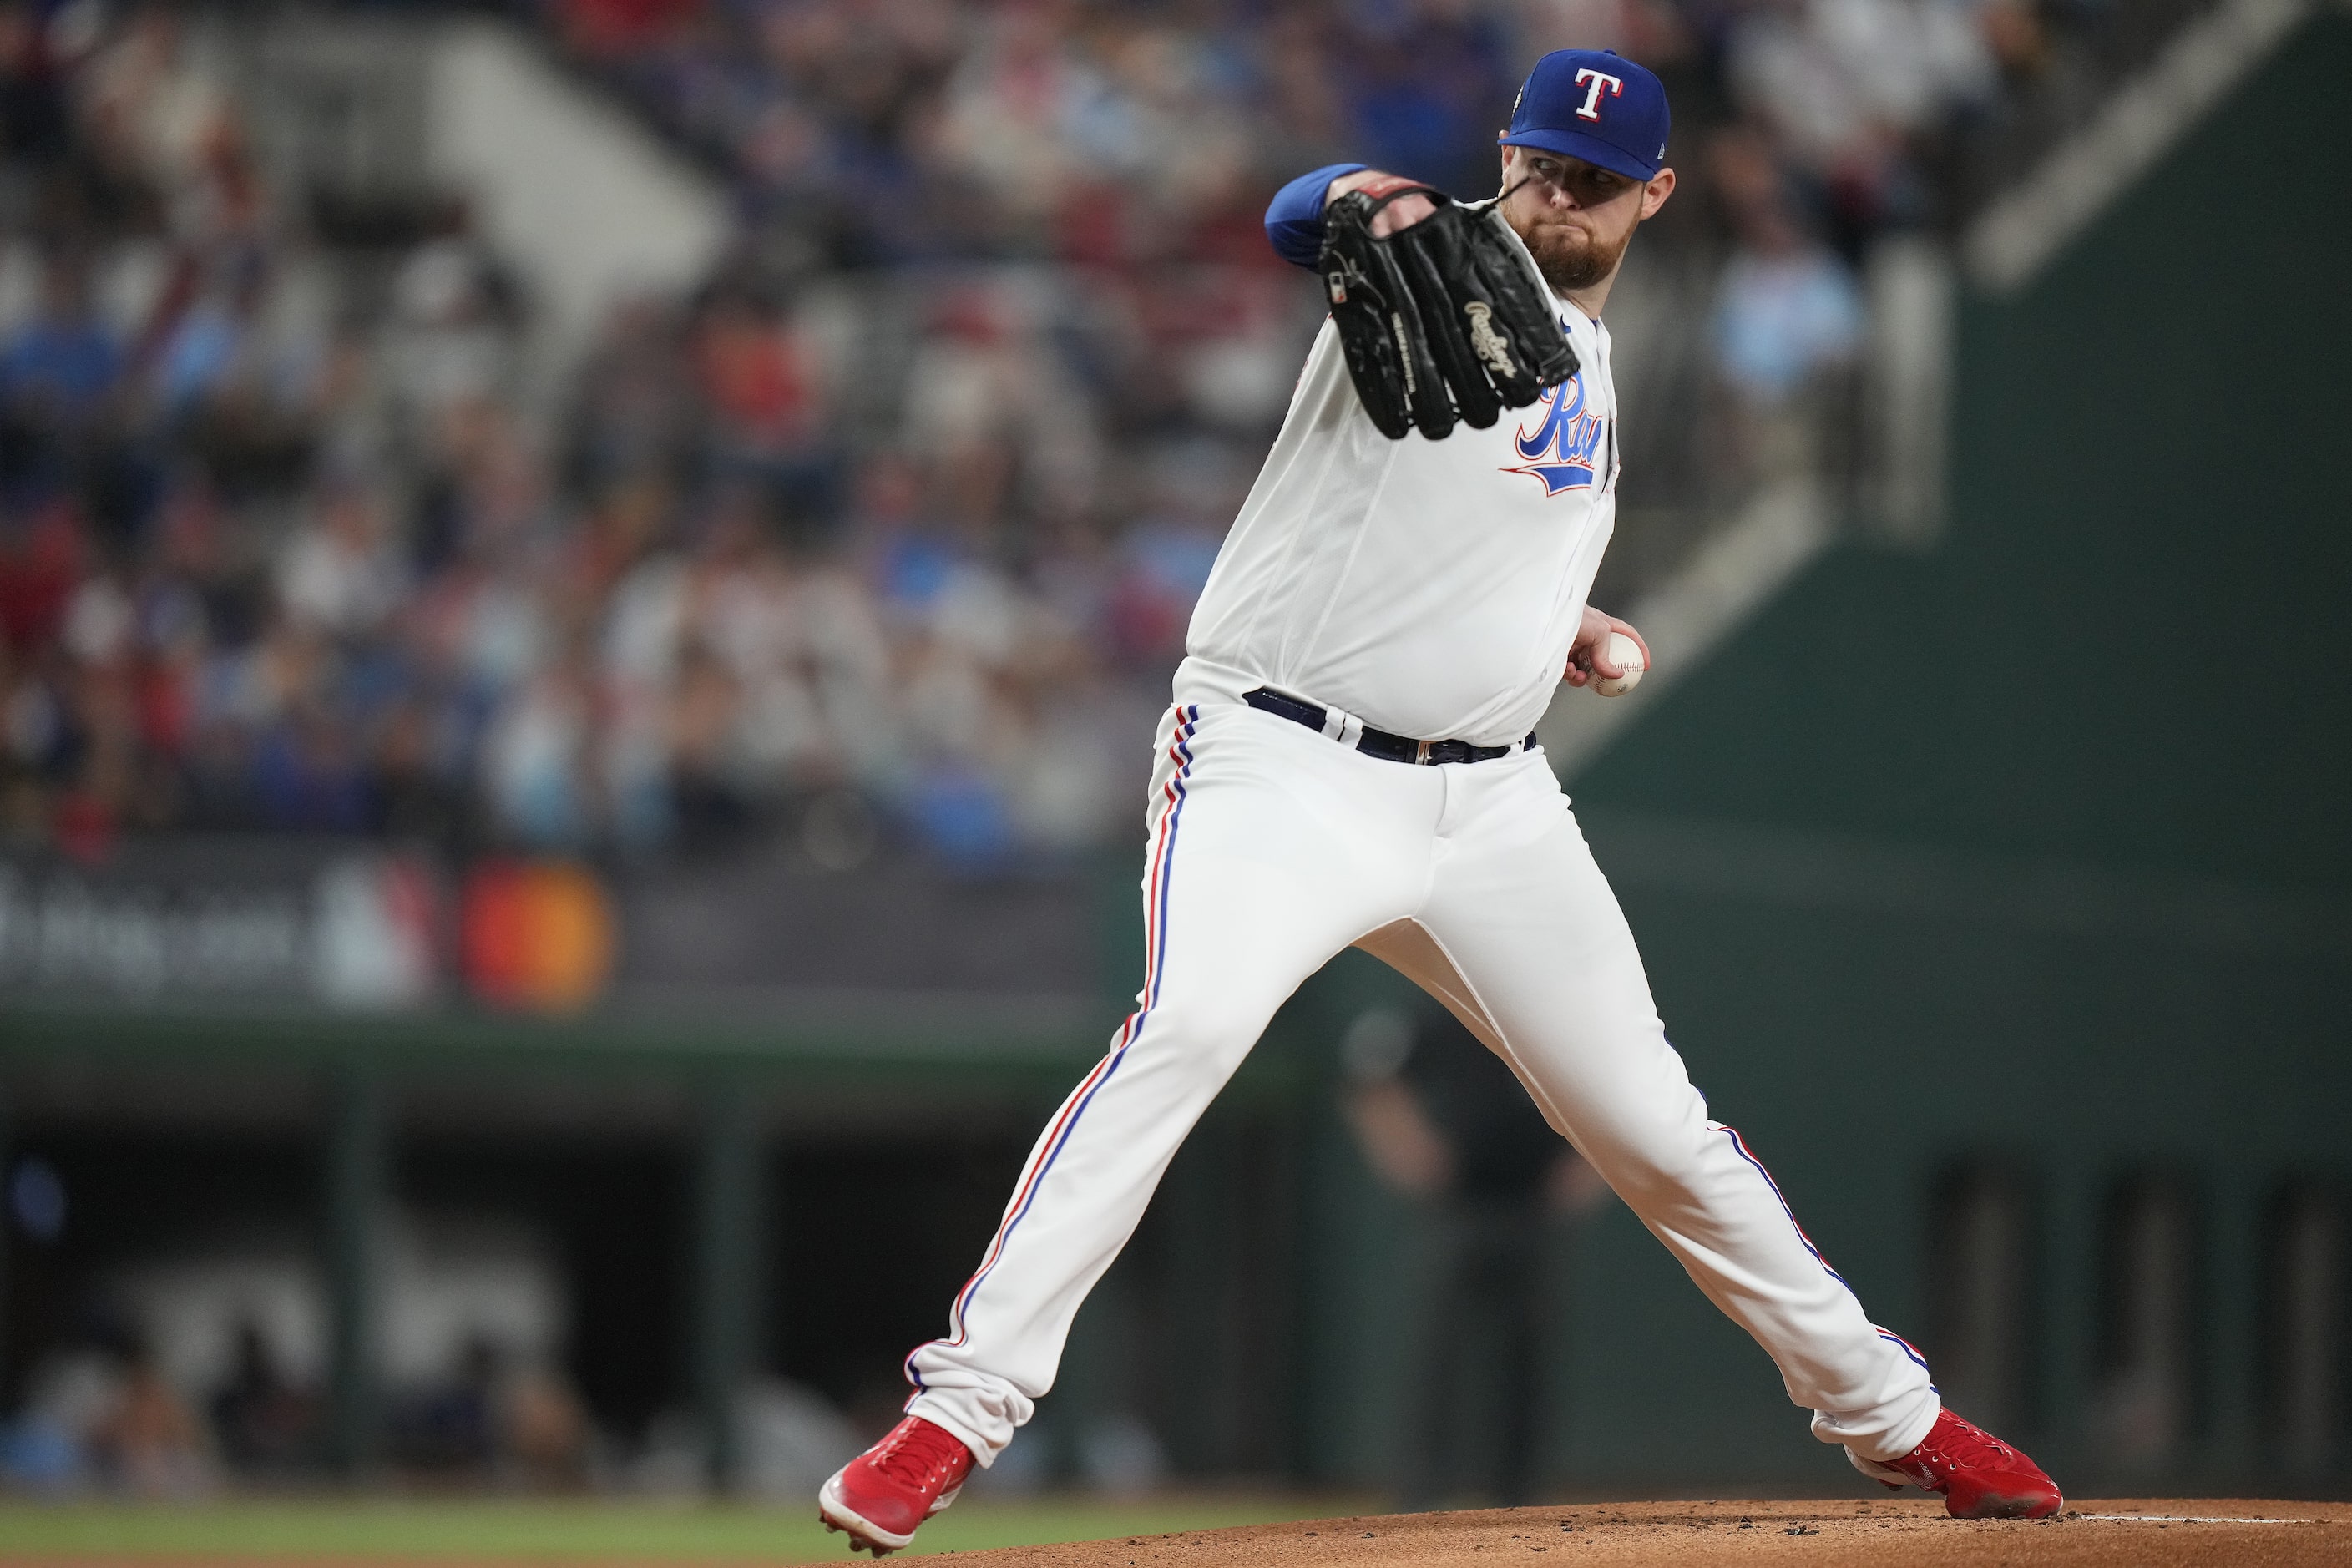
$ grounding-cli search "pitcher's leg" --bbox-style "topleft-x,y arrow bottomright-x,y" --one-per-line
1411,766 -> 1938,1461
908,706 -> 1426,1461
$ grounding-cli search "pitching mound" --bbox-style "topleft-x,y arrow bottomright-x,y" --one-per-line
943,1498 -> 2348,1567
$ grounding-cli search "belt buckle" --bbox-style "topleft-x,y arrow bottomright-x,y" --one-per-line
1414,739 -> 1434,766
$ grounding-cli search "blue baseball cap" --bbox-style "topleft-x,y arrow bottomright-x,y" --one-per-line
1499,48 -> 1671,182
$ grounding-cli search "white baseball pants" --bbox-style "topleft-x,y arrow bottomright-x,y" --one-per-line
905,701 -> 1939,1466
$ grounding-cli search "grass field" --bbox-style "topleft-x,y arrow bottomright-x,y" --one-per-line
0,1494 -> 1340,1560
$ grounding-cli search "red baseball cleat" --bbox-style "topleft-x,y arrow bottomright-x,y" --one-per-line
1850,1408 -> 2062,1519
817,1415 -> 976,1557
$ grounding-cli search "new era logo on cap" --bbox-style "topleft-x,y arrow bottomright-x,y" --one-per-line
1500,48 -> 1671,182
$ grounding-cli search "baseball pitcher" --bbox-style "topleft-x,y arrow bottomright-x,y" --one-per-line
820,49 -> 2061,1555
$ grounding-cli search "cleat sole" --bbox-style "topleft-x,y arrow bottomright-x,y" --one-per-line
818,1474 -> 916,1556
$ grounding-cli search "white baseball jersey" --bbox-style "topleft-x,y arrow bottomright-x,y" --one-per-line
1177,306 -> 1619,746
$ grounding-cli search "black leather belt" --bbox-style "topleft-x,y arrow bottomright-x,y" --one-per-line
1243,686 -> 1533,766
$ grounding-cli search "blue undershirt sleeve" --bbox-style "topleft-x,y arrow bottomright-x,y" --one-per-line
1264,162 -> 1368,269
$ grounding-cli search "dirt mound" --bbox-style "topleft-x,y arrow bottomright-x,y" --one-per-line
944,1498 -> 2347,1567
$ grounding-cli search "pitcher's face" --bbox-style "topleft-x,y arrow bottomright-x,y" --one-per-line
1500,147 -> 1671,294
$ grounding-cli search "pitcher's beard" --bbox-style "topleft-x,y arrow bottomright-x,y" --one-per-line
1515,216 -> 1635,294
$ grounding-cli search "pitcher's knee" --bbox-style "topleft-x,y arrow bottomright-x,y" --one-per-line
1585,1110 -> 1727,1209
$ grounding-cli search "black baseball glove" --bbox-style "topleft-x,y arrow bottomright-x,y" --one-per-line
1318,182 -> 1578,441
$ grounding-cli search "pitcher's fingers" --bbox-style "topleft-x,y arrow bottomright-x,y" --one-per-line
1368,192 -> 1438,237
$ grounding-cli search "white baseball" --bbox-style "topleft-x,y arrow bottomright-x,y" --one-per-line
1592,630 -> 1646,697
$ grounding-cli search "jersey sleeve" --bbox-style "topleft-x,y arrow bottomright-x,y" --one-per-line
1264,162 -> 1368,269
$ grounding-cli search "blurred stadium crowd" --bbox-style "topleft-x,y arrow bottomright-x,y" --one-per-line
2,1313 -> 603,1495
0,0 -> 2119,871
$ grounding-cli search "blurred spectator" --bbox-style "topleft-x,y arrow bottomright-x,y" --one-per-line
564,298 -> 695,494
1698,117 -> 1863,498
0,1344 -> 117,1492
0,259 -> 119,442
484,660 -> 594,849
278,482 -> 407,639
1711,203 -> 1863,405
209,1319 -> 317,1477
0,501 -> 84,660
392,1336 -> 502,1474
89,1338 -> 215,1496
498,1358 -> 593,1486
690,285 -> 834,516
387,1336 -> 592,1485
0,2 -> 74,171
1343,1000 -> 1606,1508
386,242 -> 519,441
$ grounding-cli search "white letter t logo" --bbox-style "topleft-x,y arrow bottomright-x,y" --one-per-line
1572,68 -> 1625,121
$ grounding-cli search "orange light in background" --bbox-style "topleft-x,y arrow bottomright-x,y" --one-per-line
460,861 -> 616,1013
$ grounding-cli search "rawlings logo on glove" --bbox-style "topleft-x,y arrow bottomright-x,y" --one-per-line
1463,301 -> 1517,381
